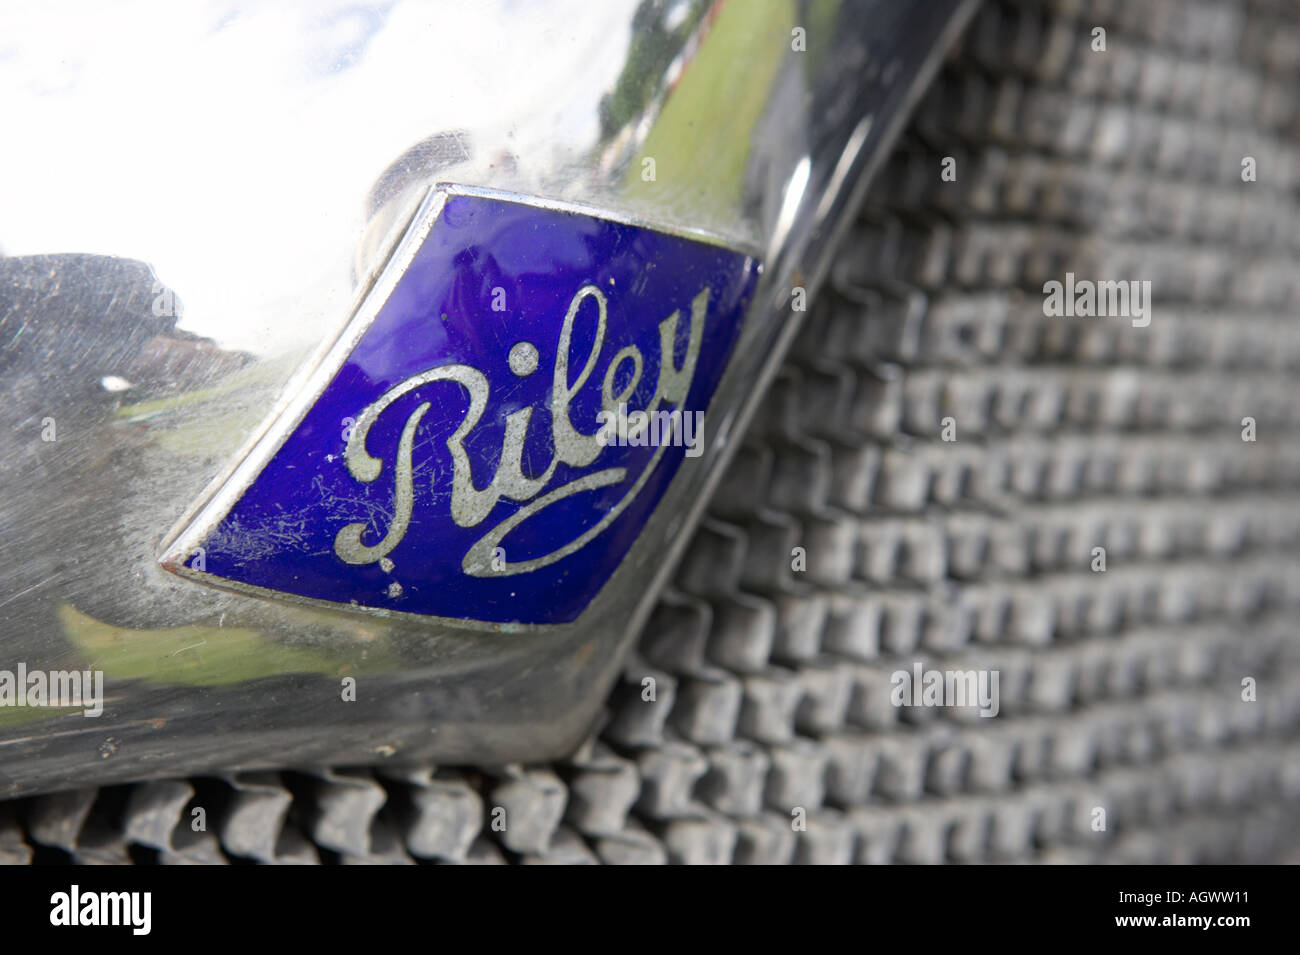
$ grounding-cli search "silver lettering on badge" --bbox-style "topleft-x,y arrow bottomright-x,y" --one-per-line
333,283 -> 709,576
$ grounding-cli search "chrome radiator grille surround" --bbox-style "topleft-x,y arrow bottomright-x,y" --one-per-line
4,0 -> 1300,864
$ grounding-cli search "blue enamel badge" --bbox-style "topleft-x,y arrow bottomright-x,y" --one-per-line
162,186 -> 759,625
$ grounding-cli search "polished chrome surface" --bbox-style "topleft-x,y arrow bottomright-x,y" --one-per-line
0,0 -> 976,795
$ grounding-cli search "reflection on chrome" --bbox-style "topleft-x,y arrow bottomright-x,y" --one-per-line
0,0 -> 978,792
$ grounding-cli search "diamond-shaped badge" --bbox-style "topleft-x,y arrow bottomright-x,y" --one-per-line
161,186 -> 760,625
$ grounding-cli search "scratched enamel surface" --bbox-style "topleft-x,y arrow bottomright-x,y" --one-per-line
186,193 -> 758,624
